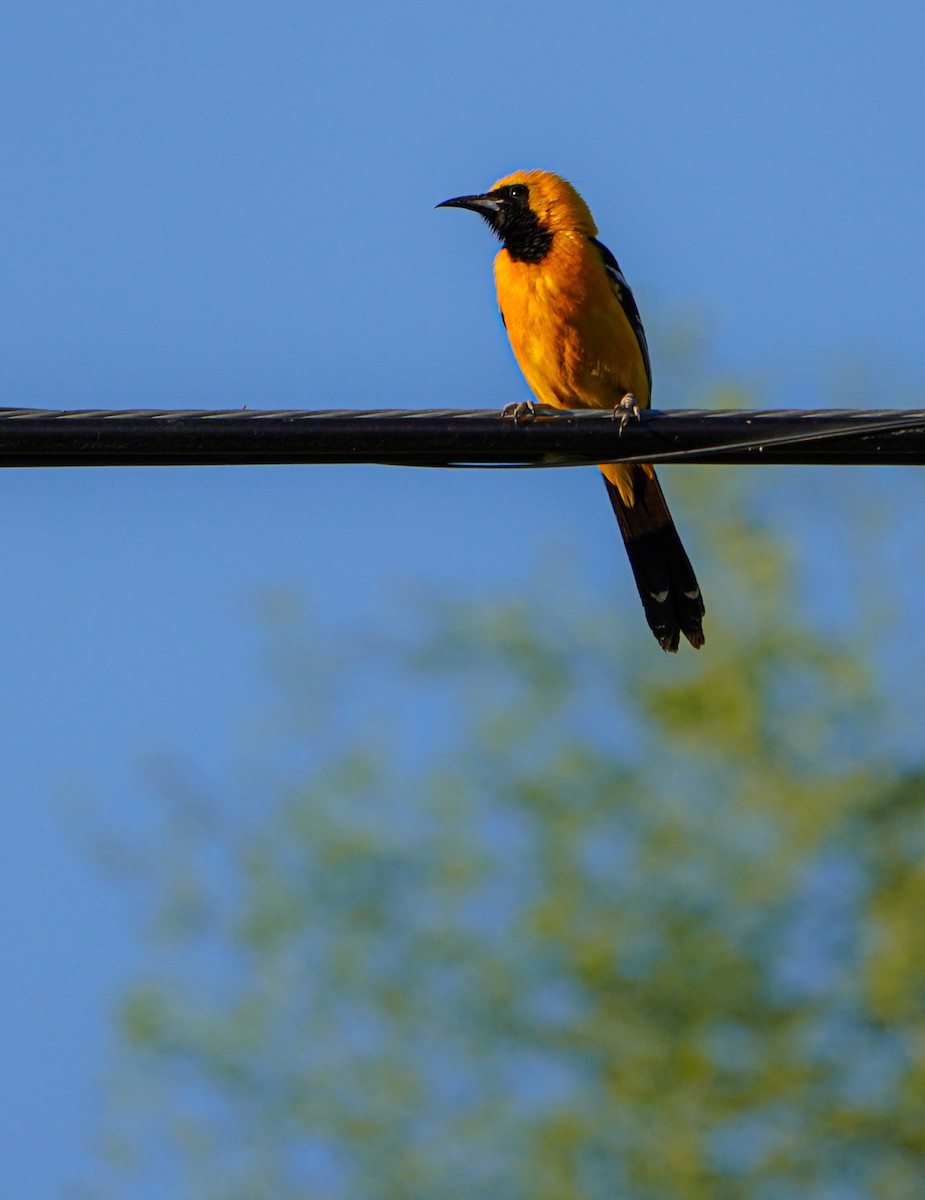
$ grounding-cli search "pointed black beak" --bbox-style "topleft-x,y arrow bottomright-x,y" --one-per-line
435,193 -> 501,215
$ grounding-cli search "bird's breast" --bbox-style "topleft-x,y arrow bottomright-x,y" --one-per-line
493,237 -> 649,410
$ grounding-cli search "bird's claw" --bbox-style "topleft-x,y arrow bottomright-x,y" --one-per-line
502,400 -> 537,423
612,393 -> 642,435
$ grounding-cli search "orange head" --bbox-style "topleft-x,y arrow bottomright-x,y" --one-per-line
437,169 -> 596,262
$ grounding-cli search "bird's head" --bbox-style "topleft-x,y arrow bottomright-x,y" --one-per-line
437,169 -> 597,263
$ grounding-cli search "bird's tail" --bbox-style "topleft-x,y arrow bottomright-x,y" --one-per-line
600,463 -> 705,652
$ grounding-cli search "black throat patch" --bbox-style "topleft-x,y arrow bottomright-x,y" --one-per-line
503,208 -> 554,265
481,184 -> 553,264
501,206 -> 553,263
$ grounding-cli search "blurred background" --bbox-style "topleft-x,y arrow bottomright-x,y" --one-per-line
3,2 -> 925,1197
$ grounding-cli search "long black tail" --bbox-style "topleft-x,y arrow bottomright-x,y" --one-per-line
602,467 -> 705,652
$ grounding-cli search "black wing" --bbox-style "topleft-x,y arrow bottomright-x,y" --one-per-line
590,236 -> 652,394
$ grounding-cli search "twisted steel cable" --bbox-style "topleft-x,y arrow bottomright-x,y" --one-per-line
0,407 -> 922,467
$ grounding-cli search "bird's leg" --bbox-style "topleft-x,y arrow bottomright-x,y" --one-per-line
612,392 -> 642,434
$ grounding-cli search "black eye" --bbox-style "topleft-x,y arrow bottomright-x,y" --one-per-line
507,184 -> 528,200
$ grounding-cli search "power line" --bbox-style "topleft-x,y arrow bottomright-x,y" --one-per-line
0,406 -> 923,468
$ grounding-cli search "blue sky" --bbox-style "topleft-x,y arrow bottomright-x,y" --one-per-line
2,1 -> 925,1194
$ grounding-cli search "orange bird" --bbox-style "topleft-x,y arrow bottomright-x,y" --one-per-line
438,169 -> 704,651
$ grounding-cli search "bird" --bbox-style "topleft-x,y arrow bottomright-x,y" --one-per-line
437,169 -> 704,652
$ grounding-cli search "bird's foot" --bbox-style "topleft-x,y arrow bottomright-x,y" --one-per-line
502,400 -> 537,423
611,392 -> 642,435
501,400 -> 564,423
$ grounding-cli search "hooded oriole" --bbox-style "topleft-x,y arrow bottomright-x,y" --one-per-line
438,169 -> 704,651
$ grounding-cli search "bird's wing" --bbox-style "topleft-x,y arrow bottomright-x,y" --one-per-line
589,236 -> 652,393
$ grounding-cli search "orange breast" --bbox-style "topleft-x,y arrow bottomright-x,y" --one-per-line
493,232 -> 650,411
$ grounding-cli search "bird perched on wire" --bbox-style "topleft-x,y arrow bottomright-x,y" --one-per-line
437,169 -> 704,652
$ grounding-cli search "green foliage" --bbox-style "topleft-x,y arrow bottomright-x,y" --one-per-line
86,460 -> 925,1200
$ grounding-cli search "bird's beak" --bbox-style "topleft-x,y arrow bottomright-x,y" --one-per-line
435,193 -> 501,214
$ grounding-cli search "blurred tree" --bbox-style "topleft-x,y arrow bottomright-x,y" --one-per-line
82,399 -> 925,1200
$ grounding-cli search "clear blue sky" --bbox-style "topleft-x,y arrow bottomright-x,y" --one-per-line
2,1 -> 925,1194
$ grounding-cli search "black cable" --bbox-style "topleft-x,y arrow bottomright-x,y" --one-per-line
0,406 -> 922,468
